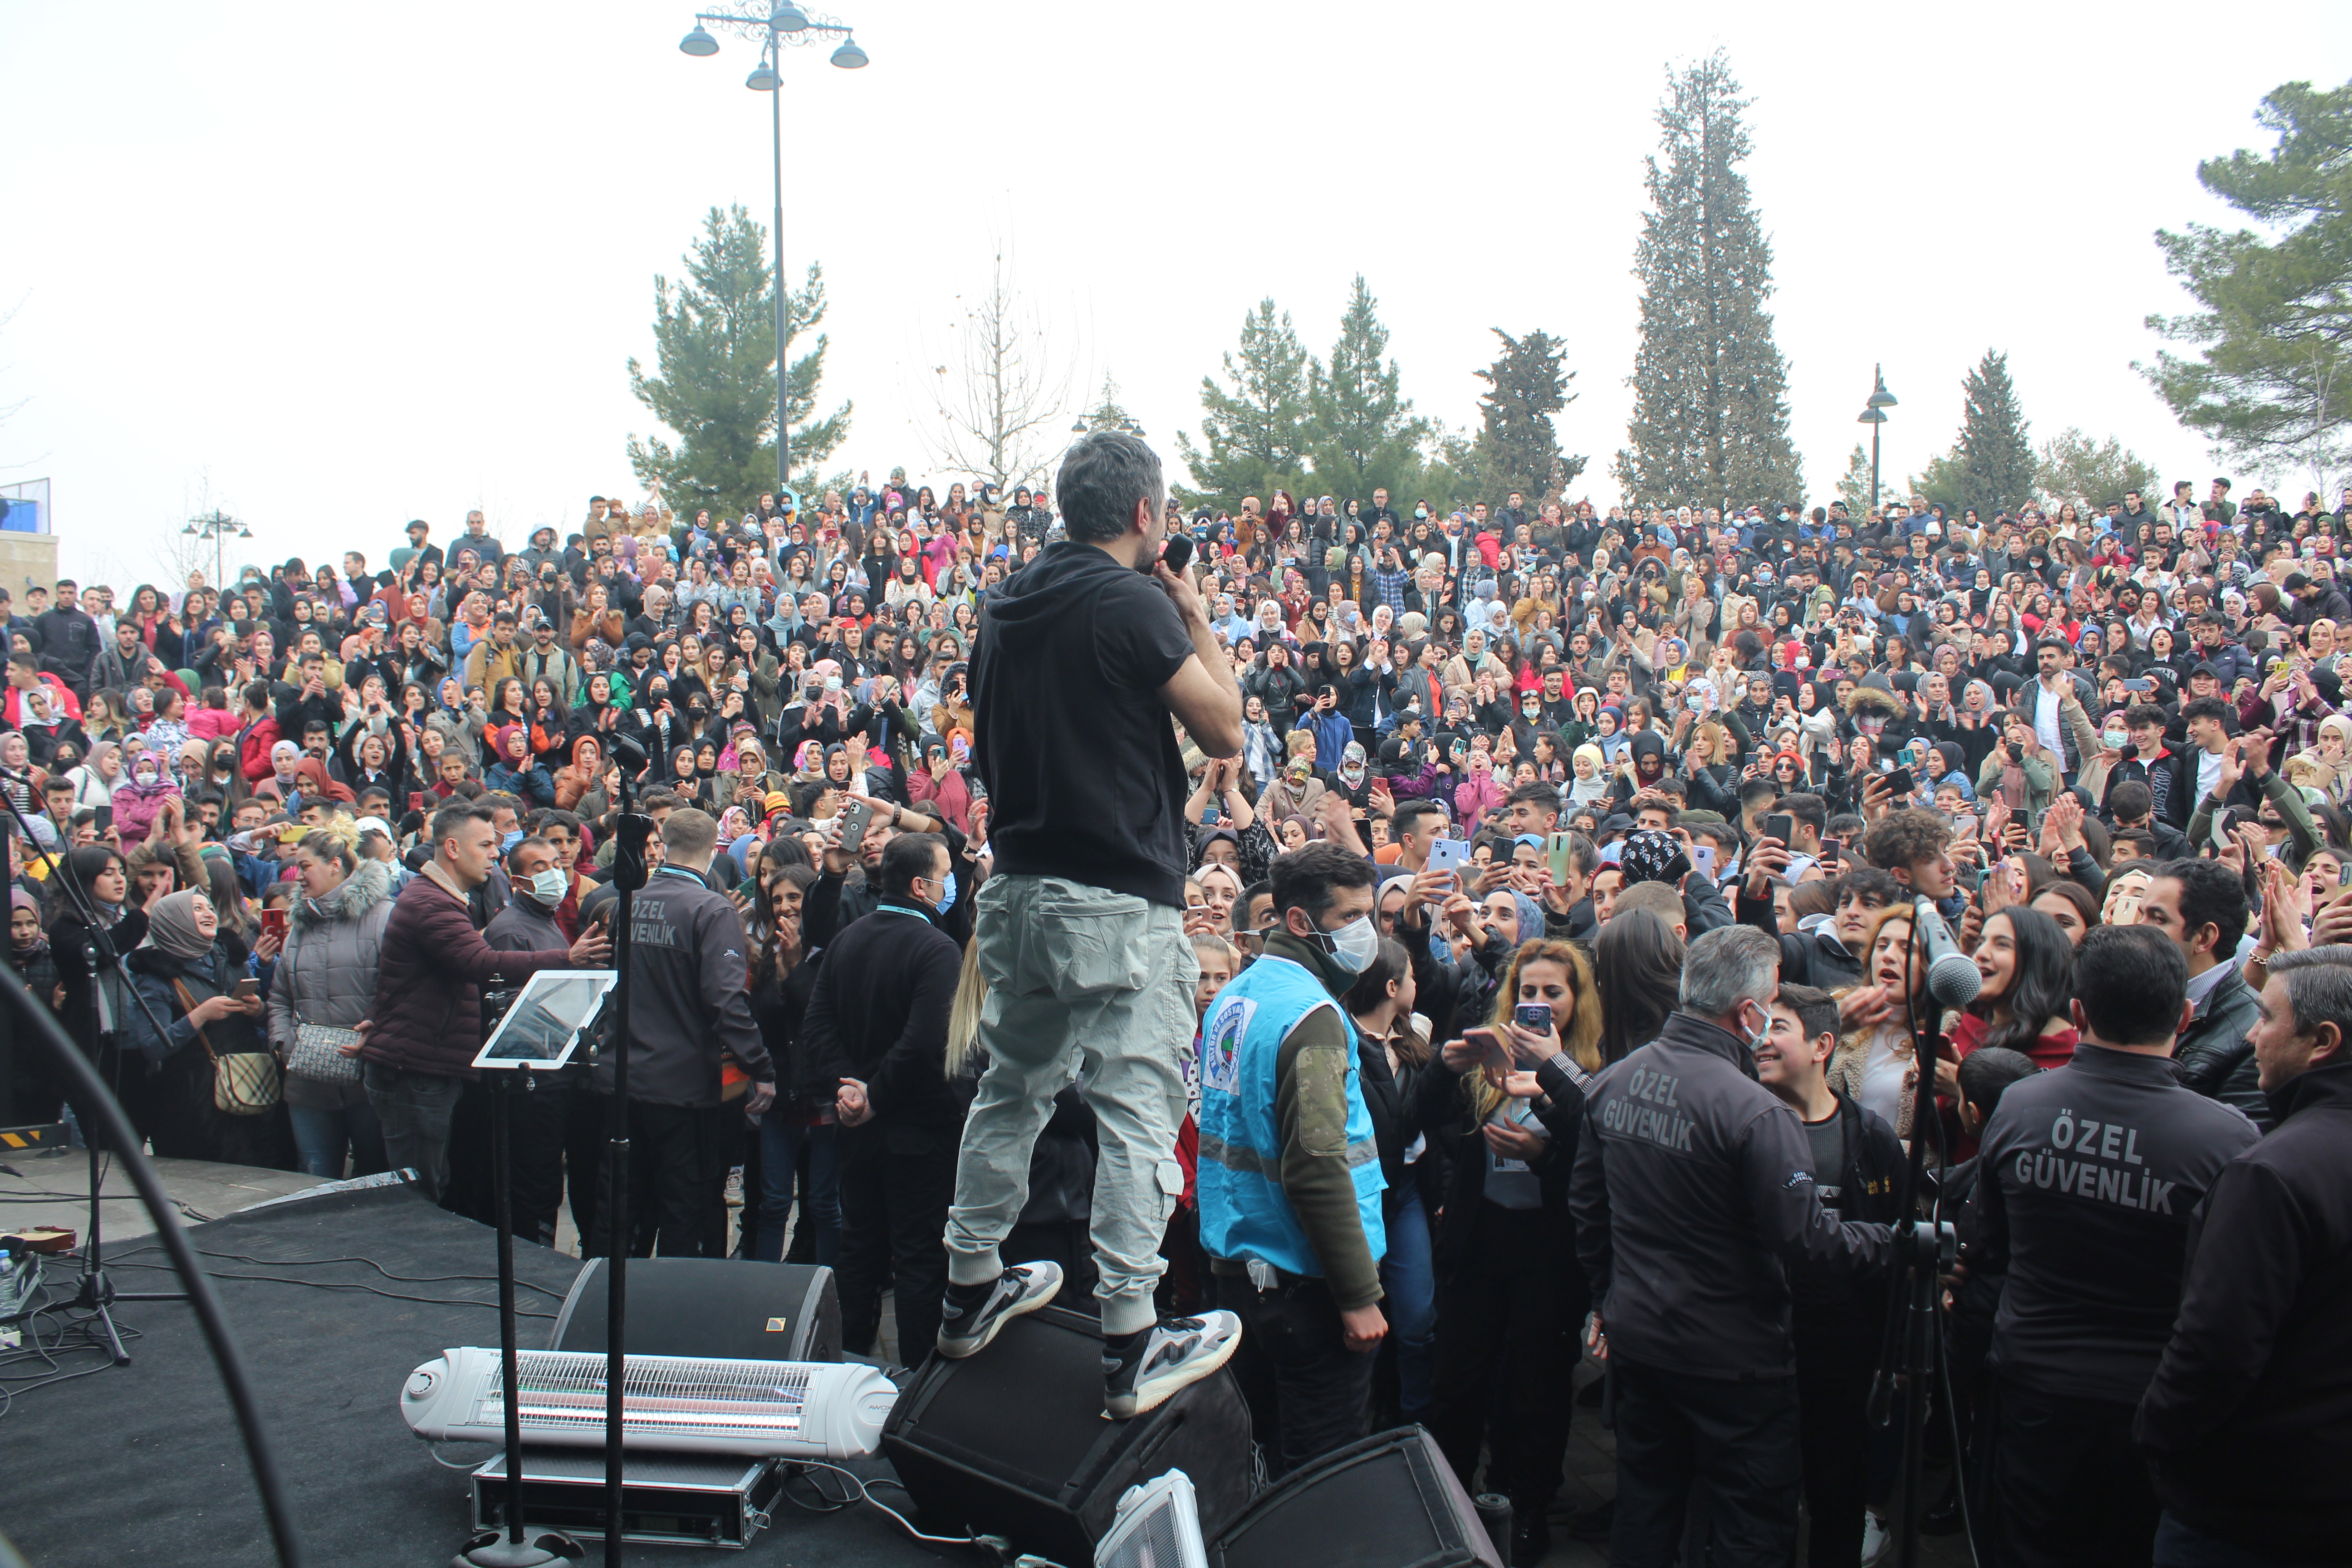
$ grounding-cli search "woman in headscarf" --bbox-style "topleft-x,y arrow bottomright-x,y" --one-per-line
121,888 -> 294,1168
67,740 -> 123,809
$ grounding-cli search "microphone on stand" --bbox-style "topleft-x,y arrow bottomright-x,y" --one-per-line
1912,896 -> 1982,1007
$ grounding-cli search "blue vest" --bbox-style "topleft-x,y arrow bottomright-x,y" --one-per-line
1196,956 -> 1386,1278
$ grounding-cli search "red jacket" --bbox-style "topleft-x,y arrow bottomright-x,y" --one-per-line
238,714 -> 283,782
361,869 -> 573,1080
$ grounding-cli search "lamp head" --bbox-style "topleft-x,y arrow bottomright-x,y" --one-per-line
745,57 -> 780,90
829,37 -> 867,68
679,23 -> 720,56
771,1 -> 811,30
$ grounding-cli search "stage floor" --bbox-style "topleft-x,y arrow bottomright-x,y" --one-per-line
0,1182 -> 954,1567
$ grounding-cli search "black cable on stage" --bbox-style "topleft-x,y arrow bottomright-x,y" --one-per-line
103,1259 -> 556,1319
103,1243 -> 569,1300
0,960 -> 304,1568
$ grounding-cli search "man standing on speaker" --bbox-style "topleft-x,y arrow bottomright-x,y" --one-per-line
1191,842 -> 1390,1475
1568,925 -> 1893,1567
940,431 -> 1248,1421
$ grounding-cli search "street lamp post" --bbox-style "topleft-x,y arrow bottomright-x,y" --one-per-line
1857,364 -> 1898,514
679,4 -> 867,501
180,509 -> 250,598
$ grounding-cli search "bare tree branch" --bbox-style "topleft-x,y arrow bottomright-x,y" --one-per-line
917,248 -> 1078,495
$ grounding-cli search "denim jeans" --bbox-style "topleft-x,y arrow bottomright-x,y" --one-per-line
288,1100 -> 389,1181
753,1113 -> 840,1265
362,1063 -> 465,1201
1378,1185 -> 1438,1423
946,875 -> 1199,1337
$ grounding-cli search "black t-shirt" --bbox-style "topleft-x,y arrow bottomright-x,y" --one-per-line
972,541 -> 1196,907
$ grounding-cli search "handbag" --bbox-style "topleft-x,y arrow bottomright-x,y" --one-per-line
287,1024 -> 364,1087
275,942 -> 363,1086
171,978 -> 282,1116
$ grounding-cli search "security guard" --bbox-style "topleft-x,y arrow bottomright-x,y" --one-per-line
1969,925 -> 2259,1568
1199,841 -> 1387,1477
1568,924 -> 1893,1568
590,806 -> 774,1258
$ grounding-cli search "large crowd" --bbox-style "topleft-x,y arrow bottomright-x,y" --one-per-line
7,456 -> 2351,1568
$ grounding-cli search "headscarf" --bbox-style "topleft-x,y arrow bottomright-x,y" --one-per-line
142,890 -> 214,963
11,888 -> 48,958
1337,741 -> 1368,791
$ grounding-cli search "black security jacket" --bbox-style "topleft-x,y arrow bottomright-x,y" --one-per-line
1568,1012 -> 1894,1378
1969,1043 -> 2260,1404
2136,1059 -> 2352,1559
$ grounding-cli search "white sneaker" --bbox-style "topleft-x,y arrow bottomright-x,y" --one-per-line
1102,1312 -> 1242,1419
935,1261 -> 1063,1360
723,1170 -> 745,1208
1859,1511 -> 1890,1566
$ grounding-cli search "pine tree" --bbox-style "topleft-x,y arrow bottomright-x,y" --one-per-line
2141,79 -> 2352,481
1176,298 -> 1311,511
627,205 -> 851,508
2036,428 -> 2159,509
1305,275 -> 1431,507
1469,328 -> 1586,507
1951,350 -> 2037,517
1614,51 -> 1802,510
1835,443 -> 1876,515
1080,373 -> 1144,435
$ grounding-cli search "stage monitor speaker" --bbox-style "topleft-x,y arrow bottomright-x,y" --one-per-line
549,1258 -> 840,1363
882,1303 -> 1255,1566
1208,1427 -> 1502,1568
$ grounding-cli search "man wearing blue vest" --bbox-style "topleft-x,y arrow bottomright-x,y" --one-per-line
1197,841 -> 1390,1476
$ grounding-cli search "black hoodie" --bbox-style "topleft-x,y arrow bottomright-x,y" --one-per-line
972,540 -> 1197,907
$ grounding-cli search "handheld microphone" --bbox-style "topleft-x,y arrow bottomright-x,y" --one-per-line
1159,534 -> 1194,575
1911,896 -> 1982,1007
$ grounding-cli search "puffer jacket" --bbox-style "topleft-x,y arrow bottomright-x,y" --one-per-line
266,857 -> 397,1108
360,867 -> 573,1081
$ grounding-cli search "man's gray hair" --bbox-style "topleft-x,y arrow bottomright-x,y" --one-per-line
2266,947 -> 2352,1041
1056,431 -> 1164,544
1679,925 -> 1781,1018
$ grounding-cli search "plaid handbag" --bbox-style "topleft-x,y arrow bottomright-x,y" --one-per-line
170,979 -> 282,1116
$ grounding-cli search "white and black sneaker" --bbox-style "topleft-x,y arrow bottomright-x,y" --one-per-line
935,1261 -> 1063,1360
1102,1311 -> 1242,1419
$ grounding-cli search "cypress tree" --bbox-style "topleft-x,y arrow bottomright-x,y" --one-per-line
1952,350 -> 2037,517
1614,51 -> 1801,510
1469,328 -> 1585,507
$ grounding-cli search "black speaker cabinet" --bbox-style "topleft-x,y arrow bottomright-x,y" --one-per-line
549,1258 -> 840,1363
882,1303 -> 1256,1564
1210,1427 -> 1502,1568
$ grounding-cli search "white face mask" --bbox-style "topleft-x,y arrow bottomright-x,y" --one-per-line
528,867 -> 568,906
1320,912 -> 1380,975
1736,998 -> 1771,1052
2102,728 -> 2130,750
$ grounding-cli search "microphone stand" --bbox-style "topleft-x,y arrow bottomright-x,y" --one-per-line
455,980 -> 579,1567
0,771 -> 187,1362
599,743 -> 654,1566
1865,915 -> 1964,1568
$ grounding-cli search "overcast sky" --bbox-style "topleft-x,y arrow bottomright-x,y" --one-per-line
5,1 -> 2347,588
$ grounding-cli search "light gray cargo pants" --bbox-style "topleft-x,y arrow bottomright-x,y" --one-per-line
945,874 -> 1200,1335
